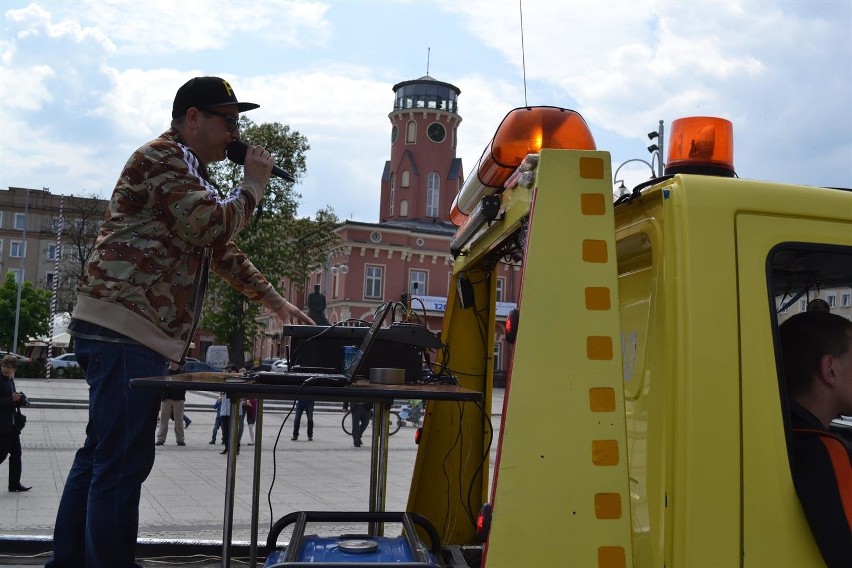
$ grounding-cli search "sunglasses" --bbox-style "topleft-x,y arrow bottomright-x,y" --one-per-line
199,108 -> 239,132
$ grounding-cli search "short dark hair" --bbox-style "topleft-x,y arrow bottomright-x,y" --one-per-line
1,354 -> 17,368
779,312 -> 852,395
806,298 -> 831,313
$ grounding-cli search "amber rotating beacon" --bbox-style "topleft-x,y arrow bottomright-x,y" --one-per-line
449,106 -> 597,227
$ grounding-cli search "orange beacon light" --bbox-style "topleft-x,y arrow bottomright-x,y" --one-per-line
665,116 -> 735,177
450,106 -> 596,226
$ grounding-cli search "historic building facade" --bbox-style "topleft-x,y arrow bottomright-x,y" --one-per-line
254,75 -> 524,376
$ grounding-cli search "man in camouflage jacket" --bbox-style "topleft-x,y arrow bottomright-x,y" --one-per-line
47,77 -> 313,568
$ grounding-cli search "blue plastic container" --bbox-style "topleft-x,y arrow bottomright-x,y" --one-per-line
265,534 -> 441,566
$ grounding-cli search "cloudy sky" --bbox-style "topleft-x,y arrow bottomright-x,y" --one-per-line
1,0 -> 849,222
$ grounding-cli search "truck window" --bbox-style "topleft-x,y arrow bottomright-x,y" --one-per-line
768,243 -> 852,566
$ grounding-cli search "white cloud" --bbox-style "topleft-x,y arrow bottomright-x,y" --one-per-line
0,63 -> 55,110
96,68 -> 202,137
6,2 -> 116,53
68,0 -> 333,55
438,0 -> 850,186
0,114 -> 109,195
0,0 -> 848,217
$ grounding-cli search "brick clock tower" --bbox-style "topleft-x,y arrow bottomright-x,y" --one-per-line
260,74 -> 522,380
300,74 -> 463,328
256,73 -> 517,379
380,75 -> 463,223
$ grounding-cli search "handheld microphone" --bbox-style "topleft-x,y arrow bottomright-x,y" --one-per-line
226,141 -> 295,182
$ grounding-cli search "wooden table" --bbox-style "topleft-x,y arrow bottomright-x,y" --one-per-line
130,372 -> 483,567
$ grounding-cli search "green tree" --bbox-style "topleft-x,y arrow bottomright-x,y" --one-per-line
0,273 -> 51,353
202,118 -> 340,366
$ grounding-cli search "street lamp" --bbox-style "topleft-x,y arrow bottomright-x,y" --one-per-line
613,158 -> 655,196
647,120 -> 665,178
613,120 -> 665,196
12,188 -> 30,355
323,250 -> 349,296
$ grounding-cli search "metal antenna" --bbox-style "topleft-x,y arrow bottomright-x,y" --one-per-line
426,47 -> 431,75
519,0 -> 528,106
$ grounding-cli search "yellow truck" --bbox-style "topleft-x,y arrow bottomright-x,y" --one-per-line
407,108 -> 851,567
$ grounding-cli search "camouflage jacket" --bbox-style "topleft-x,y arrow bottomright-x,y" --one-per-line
72,128 -> 287,362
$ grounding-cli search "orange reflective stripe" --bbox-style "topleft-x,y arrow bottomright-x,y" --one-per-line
817,435 -> 852,531
795,428 -> 852,530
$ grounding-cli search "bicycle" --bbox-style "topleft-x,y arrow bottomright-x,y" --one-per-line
341,409 -> 402,436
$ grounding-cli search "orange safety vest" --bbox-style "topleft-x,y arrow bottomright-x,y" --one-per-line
793,427 -> 852,531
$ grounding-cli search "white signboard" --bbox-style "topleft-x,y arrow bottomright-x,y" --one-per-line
412,295 -> 517,317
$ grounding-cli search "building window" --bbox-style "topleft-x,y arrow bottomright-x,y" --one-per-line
8,269 -> 22,283
51,216 -> 63,231
365,265 -> 384,299
798,299 -> 807,312
401,170 -> 410,187
410,270 -> 427,296
842,292 -> 851,307
48,244 -> 62,260
406,120 -> 416,144
389,173 -> 395,216
332,271 -> 339,299
14,213 -> 26,231
400,200 -> 408,217
426,172 -> 440,217
826,293 -> 836,307
45,272 -> 55,289
494,342 -> 502,371
496,277 -> 506,302
10,241 -> 25,258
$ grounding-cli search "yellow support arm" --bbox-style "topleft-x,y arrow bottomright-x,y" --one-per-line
483,149 -> 634,567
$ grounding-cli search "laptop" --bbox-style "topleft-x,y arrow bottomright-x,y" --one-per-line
253,302 -> 392,387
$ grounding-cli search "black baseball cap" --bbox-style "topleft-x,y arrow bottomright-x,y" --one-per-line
172,76 -> 259,119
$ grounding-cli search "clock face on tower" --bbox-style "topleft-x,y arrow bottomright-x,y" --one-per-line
427,122 -> 446,143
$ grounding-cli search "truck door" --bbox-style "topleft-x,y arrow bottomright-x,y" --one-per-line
736,212 -> 851,567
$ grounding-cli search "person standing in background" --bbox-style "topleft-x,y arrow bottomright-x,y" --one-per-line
219,392 -> 246,455
210,395 -> 223,445
245,398 -> 258,445
291,399 -> 314,441
351,402 -> 372,447
156,386 -> 187,446
0,355 -> 31,492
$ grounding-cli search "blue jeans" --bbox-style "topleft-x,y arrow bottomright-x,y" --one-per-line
292,400 -> 314,438
46,336 -> 167,568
